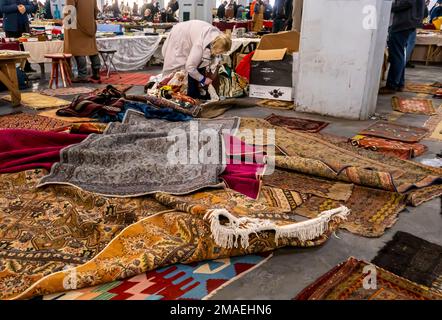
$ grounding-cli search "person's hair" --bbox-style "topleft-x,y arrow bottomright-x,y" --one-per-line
211,33 -> 232,54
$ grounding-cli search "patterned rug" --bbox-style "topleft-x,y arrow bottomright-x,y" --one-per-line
264,114 -> 330,133
350,135 -> 428,160
41,87 -> 95,97
257,99 -> 294,110
241,118 -> 442,201
372,232 -> 442,294
294,184 -> 407,237
263,168 -> 354,202
99,72 -> 151,86
294,257 -> 442,300
0,112 -> 71,132
1,169 -> 346,300
403,83 -> 439,95
37,108 -> 99,123
1,93 -> 71,110
424,105 -> 442,141
391,96 -> 437,115
359,121 -> 429,143
39,253 -> 273,300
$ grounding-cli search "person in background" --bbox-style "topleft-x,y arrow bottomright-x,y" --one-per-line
406,1 -> 429,68
162,20 -> 232,99
252,0 -> 264,32
263,0 -> 272,20
225,0 -> 235,19
272,0 -> 286,33
284,0 -> 293,30
379,0 -> 426,94
165,0 -> 178,22
43,0 -> 52,18
64,0 -> 101,83
112,0 -> 121,18
140,0 -> 148,17
236,4 -> 245,19
0,0 -> 37,72
430,0 -> 442,22
250,0 -> 256,18
132,1 -> 138,16
142,7 -> 153,21
217,1 -> 227,19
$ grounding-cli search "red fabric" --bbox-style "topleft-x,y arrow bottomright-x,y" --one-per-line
0,129 -> 87,173
235,51 -> 255,81
220,135 -> 266,199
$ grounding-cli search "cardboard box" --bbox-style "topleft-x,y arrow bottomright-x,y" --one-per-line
249,31 -> 300,101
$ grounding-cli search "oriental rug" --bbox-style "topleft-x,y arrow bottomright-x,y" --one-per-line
38,116 -> 241,197
359,121 -> 429,143
294,257 -> 442,300
1,93 -> 71,110
0,112 -> 71,132
294,184 -> 406,237
350,135 -> 428,160
39,253 -> 273,300
403,82 -> 439,95
1,170 -> 348,300
37,108 -> 99,123
372,232 -> 442,293
41,87 -> 95,97
240,118 -> 442,199
424,105 -> 442,141
435,88 -> 442,99
257,99 -> 294,110
263,169 -> 354,202
264,114 -> 330,133
391,96 -> 437,115
100,72 -> 152,86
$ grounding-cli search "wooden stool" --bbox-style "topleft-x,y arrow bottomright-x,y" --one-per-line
44,53 -> 73,89
99,49 -> 120,78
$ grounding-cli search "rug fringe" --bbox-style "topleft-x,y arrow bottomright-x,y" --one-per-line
204,206 -> 350,249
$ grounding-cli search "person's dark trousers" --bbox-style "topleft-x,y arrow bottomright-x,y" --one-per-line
272,18 -> 286,33
386,29 -> 413,90
188,68 -> 208,99
406,29 -> 417,63
5,30 -> 35,72
75,55 -> 101,79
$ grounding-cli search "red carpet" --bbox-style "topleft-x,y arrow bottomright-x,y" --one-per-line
0,129 -> 87,173
99,72 -> 152,86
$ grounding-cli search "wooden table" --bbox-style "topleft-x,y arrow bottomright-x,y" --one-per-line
0,51 -> 30,106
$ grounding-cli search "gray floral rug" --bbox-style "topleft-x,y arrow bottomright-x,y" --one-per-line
39,110 -> 240,197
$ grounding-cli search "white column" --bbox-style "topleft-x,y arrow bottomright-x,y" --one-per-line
295,0 -> 392,120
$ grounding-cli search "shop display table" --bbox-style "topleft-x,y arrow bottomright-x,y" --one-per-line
0,51 -> 30,106
21,35 -> 162,73
412,30 -> 442,65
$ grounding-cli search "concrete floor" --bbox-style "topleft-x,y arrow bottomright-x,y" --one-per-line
1,64 -> 441,300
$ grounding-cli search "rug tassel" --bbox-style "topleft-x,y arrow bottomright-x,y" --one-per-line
204,207 -> 350,249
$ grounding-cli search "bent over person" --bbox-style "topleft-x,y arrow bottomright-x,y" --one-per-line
162,20 -> 232,99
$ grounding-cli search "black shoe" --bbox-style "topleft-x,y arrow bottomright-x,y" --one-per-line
406,62 -> 415,68
24,67 -> 37,73
379,86 -> 397,95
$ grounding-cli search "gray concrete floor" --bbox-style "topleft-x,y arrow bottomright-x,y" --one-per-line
1,63 -> 441,300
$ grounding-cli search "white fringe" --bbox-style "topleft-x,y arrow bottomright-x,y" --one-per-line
204,206 -> 350,249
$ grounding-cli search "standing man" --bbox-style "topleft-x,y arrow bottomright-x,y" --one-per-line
217,1 -> 227,19
379,0 -> 426,94
272,0 -> 286,33
64,0 -> 101,82
0,0 -> 35,38
0,0 -> 37,72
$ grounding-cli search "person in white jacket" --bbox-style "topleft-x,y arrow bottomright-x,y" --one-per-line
162,20 -> 232,99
